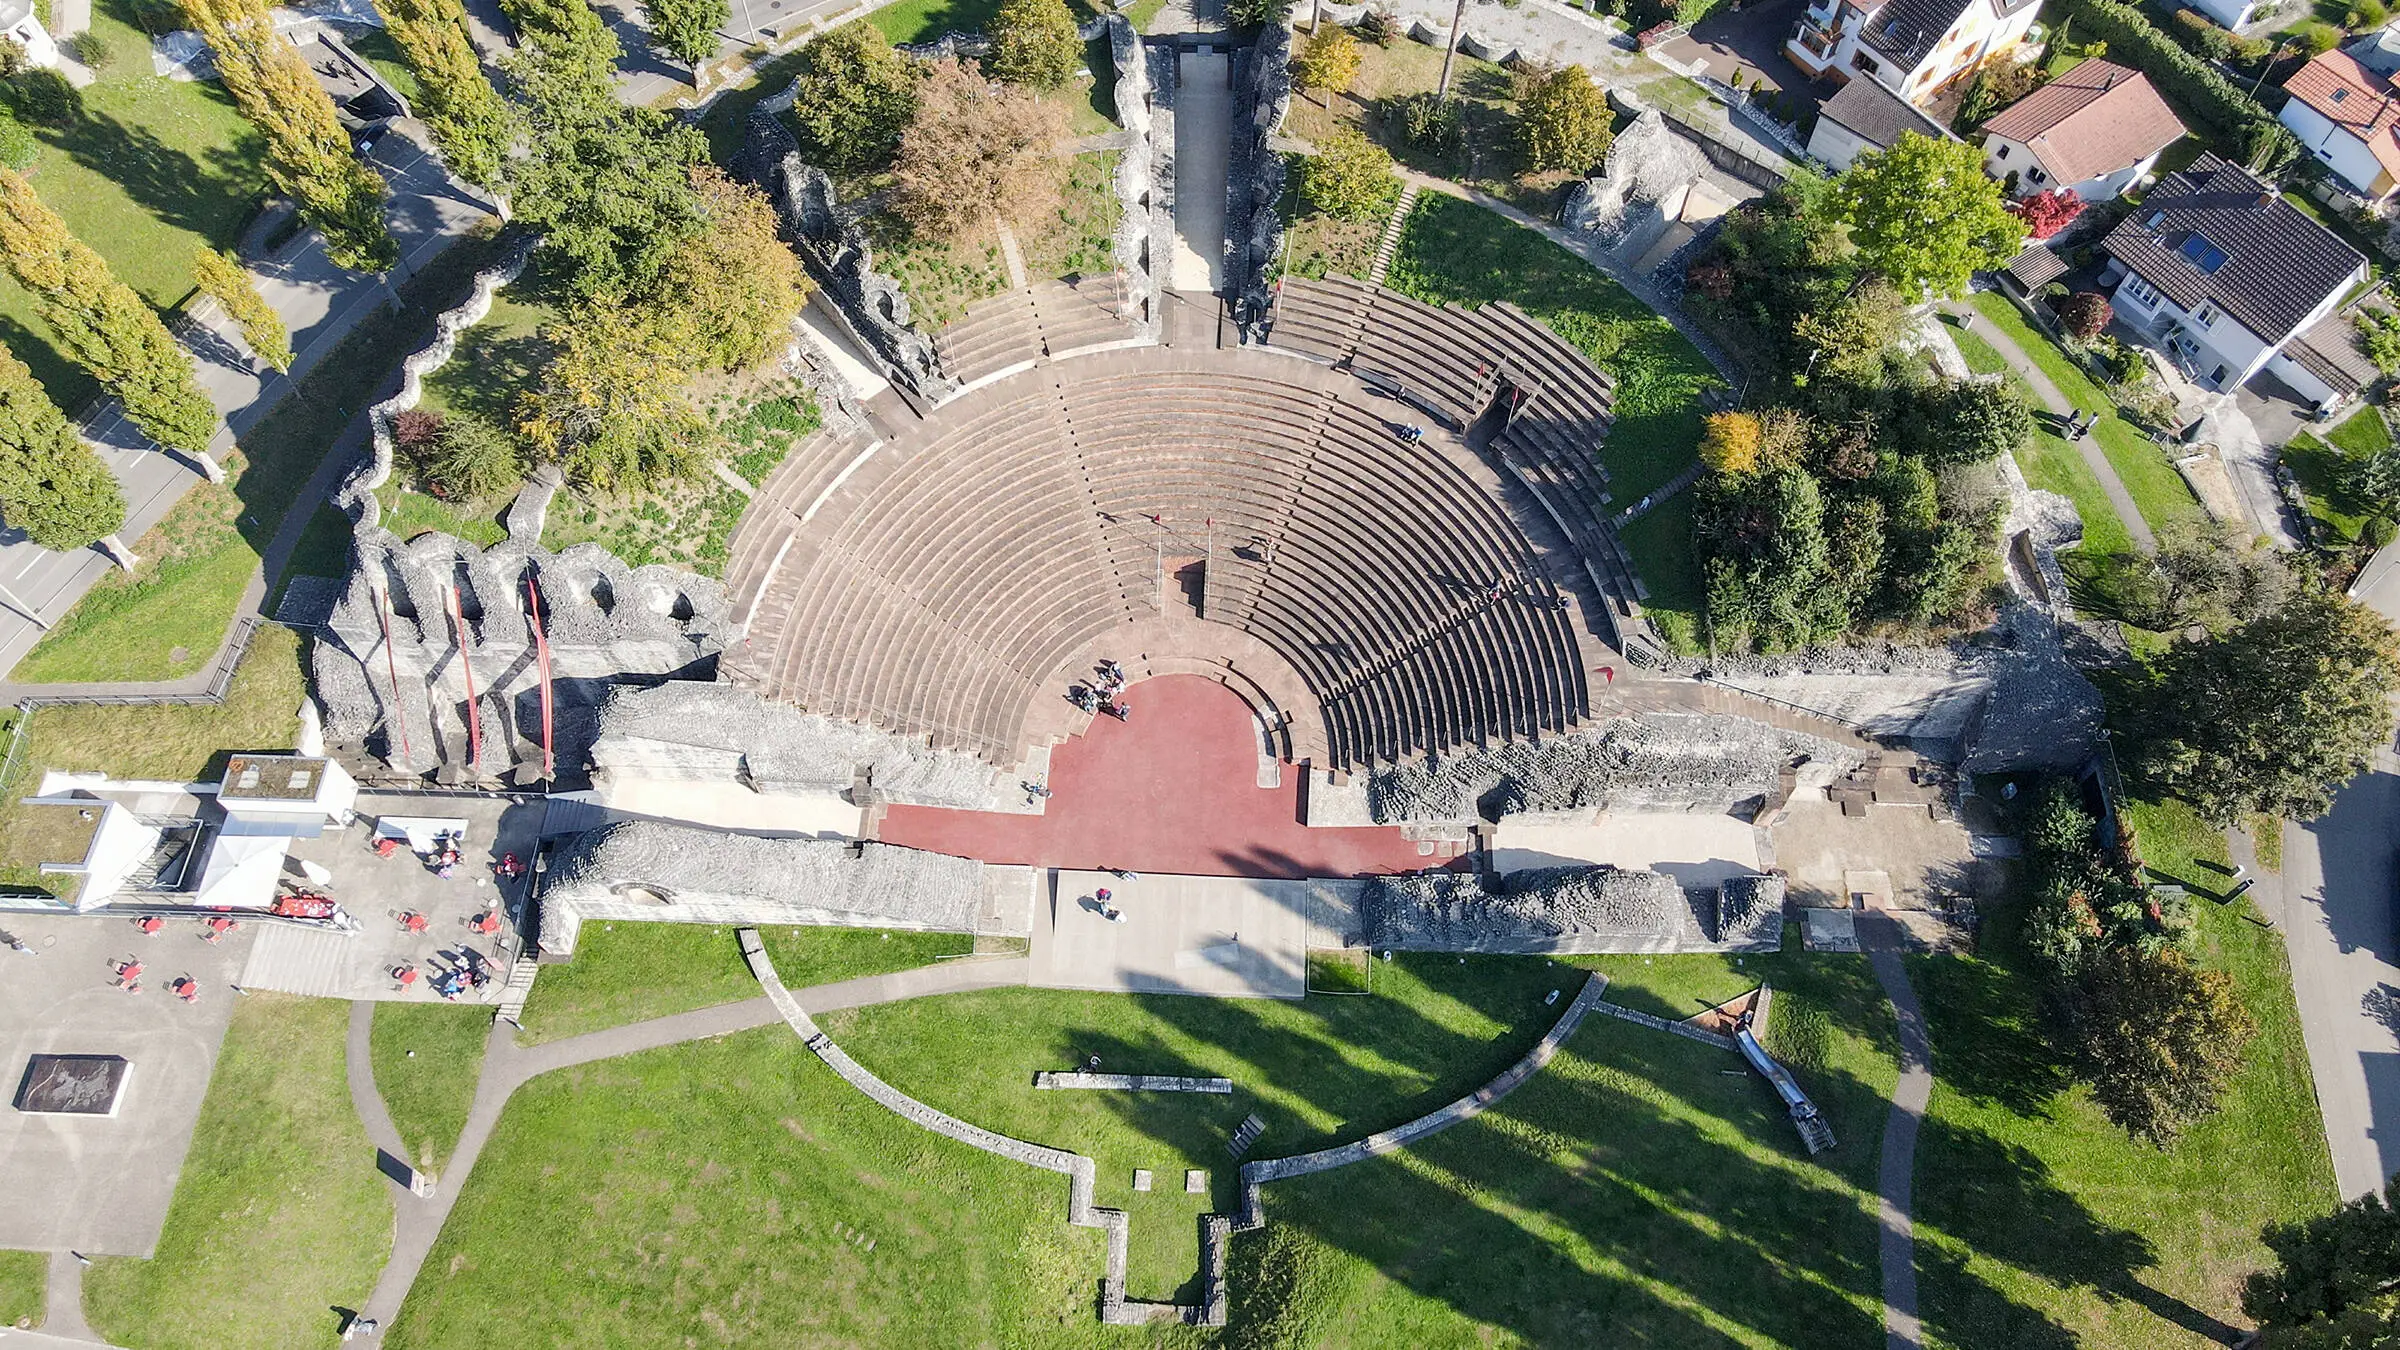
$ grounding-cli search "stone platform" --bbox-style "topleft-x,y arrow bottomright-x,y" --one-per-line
1031,870 -> 1308,999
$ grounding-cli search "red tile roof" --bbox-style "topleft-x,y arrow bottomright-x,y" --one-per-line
1980,60 -> 2185,186
2282,48 -> 2400,188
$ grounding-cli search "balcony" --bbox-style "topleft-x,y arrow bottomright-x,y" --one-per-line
1788,21 -> 1839,64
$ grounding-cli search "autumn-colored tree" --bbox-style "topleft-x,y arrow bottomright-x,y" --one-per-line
2059,290 -> 2113,341
185,0 -> 396,272
1298,127 -> 1397,221
371,0 -> 513,187
987,0 -> 1082,89
2010,187 -> 2085,241
890,58 -> 1068,243
190,246 -> 293,371
0,169 -> 219,459
0,348 -> 124,551
654,165 -> 808,371
517,304 -> 711,488
1292,26 -> 1362,97
1699,410 -> 1762,475
787,21 -> 919,171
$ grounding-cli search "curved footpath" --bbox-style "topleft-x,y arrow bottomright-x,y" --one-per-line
346,957 -> 1032,1328
1862,918 -> 1934,1350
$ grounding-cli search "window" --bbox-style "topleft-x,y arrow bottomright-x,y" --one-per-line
2028,166 -> 2048,184
2119,273 -> 2164,308
2334,86 -> 2351,103
2192,301 -> 2219,330
1856,52 -> 1881,74
2172,230 -> 2230,273
1994,144 -> 2010,160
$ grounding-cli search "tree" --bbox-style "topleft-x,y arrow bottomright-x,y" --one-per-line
1791,277 -> 1907,384
189,246 -> 292,372
654,165 -> 808,371
1297,127 -> 1397,222
2121,585 -> 2400,823
2360,308 -> 2400,377
422,412 -> 522,498
2062,946 -> 2255,1142
2059,290 -> 2113,341
184,0 -> 397,273
646,0 -> 728,67
1292,26 -> 1361,97
1514,64 -> 1612,174
1226,0 -> 1293,25
787,22 -> 918,171
890,58 -> 1068,243
987,0 -> 1082,89
1699,465 -> 1840,650
1836,132 -> 2020,300
2118,520 -> 2292,633
518,303 -> 711,488
372,0 -> 514,186
505,0 -> 707,301
0,348 -> 124,550
2245,1182 -> 2400,1347
2011,187 -> 2085,240
1926,378 -> 2030,466
1699,410 -> 1762,476
2345,439 -> 2400,514
0,169 -> 219,458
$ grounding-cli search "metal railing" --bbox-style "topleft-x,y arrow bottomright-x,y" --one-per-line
12,616 -> 266,710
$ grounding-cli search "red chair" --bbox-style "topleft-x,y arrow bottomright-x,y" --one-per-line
400,911 -> 429,934
472,912 -> 501,936
134,916 -> 163,936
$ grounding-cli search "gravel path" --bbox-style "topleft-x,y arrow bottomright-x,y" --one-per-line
1863,917 -> 1933,1350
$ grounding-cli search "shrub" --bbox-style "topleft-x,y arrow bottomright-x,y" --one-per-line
1699,410 -> 1762,475
987,0 -> 1083,90
2349,0 -> 2389,28
2059,290 -> 2113,340
1354,7 -> 1397,43
2357,308 -> 2400,376
2011,186 -> 2084,240
2171,8 -> 2233,61
392,408 -> 446,460
0,37 -> 22,77
1299,127 -> 1398,221
424,413 -> 524,499
66,29 -> 116,71
1226,0 -> 1293,26
1390,90 -> 1463,152
1292,26 -> 1362,96
4,69 -> 81,127
2294,17 -> 2344,51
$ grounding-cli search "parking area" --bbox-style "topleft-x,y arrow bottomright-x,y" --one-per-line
1654,0 -> 1827,111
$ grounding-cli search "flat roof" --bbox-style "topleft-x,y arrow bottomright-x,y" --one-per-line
218,755 -> 331,803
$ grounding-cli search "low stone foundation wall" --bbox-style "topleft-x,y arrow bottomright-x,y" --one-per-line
1035,1072 -> 1232,1093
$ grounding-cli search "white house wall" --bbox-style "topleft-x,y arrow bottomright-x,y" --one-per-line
2281,98 -> 2396,199
1809,117 -> 1881,170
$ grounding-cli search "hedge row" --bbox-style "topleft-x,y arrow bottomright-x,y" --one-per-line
2059,0 -> 2300,174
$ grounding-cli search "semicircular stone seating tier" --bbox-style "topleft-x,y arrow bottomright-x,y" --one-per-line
725,305 -> 1626,771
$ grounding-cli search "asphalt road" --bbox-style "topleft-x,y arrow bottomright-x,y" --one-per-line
2281,753 -> 2400,1199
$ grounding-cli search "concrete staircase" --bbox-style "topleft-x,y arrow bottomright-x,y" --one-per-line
494,956 -> 539,1025
1366,183 -> 1420,285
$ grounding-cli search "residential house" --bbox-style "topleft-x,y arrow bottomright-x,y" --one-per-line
2277,48 -> 2400,203
0,0 -> 60,71
1977,60 -> 2185,202
2185,0 -> 2258,31
1806,74 -> 1951,170
2098,155 -> 2369,398
1787,0 -> 2043,107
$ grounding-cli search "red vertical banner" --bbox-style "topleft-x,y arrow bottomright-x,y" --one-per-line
526,578 -> 554,782
376,581 -> 413,766
448,583 -> 482,775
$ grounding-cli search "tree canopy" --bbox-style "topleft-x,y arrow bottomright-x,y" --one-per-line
646,0 -> 729,68
787,21 -> 919,171
2118,585 -> 2400,823
2062,945 -> 2255,1143
1514,64 -> 1613,175
0,348 -> 125,551
2246,1182 -> 2400,1348
1291,26 -> 1361,97
654,165 -> 809,371
890,57 -> 1068,242
1298,127 -> 1397,222
372,0 -> 513,186
191,246 -> 293,372
987,0 -> 1083,89
185,0 -> 396,272
1835,132 -> 2019,300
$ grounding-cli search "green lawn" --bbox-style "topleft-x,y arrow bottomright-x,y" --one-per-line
0,7 -> 269,411
371,1003 -> 494,1172
396,945 -> 1895,1346
1387,193 -> 1720,648
0,1250 -> 41,1330
870,0 -> 1005,44
83,994 -> 392,1350
1969,294 -> 2207,539
514,922 -> 973,1044
2285,407 -> 2392,547
9,227 -> 517,683
1911,798 -> 2336,1349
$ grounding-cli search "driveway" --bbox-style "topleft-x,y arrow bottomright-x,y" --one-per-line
1655,0 -> 1825,110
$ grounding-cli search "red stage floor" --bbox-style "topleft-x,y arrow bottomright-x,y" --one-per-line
877,675 -> 1436,879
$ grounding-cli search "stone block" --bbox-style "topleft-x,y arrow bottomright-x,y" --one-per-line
1133,1169 -> 1152,1192
1185,1169 -> 1208,1194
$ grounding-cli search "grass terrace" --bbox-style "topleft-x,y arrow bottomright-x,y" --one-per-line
873,150 -> 1122,328
396,939 -> 1897,1345
1387,193 -> 1719,646
2284,406 -> 2394,549
1911,798 -> 2335,1348
83,994 -> 391,1350
0,1251 -> 41,1330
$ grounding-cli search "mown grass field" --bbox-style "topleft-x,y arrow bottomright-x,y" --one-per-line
83,994 -> 391,1350
371,1003 -> 495,1172
0,1250 -> 42,1330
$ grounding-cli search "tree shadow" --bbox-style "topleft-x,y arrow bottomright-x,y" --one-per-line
43,100 -> 268,247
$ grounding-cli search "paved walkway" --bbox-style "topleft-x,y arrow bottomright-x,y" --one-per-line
41,1254 -> 94,1343
1862,917 -> 1932,1350
349,957 -> 1032,1328
0,125 -> 493,684
1942,301 -> 2155,554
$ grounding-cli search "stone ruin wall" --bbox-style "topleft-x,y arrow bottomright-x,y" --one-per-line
538,821 -> 991,956
1359,865 -> 1782,954
1229,23 -> 1292,342
1103,15 -> 1160,334
312,232 -> 737,780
